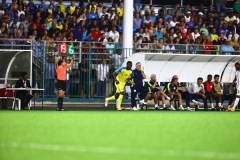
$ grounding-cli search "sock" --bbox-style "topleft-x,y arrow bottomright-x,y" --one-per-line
163,104 -> 166,108
107,96 -> 116,101
180,105 -> 183,108
155,104 -> 158,108
211,103 -> 214,108
58,97 -> 63,109
117,94 -> 123,109
232,98 -> 239,109
218,103 -> 222,108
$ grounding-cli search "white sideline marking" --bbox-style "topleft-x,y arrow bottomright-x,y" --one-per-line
0,141 -> 240,159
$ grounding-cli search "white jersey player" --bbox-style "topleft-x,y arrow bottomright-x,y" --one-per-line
229,62 -> 240,112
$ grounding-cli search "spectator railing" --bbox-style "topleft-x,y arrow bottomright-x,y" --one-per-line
0,39 -> 239,99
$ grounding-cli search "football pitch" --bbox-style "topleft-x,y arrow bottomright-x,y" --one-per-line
0,110 -> 240,160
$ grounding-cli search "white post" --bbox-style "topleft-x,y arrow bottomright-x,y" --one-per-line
123,0 -> 133,59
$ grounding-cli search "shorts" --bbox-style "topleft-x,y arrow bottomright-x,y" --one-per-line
115,81 -> 125,93
57,80 -> 66,91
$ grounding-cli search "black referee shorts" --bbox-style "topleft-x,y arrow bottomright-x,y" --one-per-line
57,80 -> 66,91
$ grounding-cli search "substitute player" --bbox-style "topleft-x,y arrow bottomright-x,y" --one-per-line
105,61 -> 133,111
55,57 -> 74,111
229,62 -> 240,112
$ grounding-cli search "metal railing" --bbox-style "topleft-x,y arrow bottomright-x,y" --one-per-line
0,39 -> 239,99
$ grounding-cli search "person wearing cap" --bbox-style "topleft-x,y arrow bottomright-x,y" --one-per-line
185,11 -> 191,23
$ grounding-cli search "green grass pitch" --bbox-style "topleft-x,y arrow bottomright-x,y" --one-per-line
0,110 -> 240,160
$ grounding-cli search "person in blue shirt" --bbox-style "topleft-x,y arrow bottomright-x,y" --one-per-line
153,27 -> 163,41
45,55 -> 55,97
131,62 -> 146,110
73,26 -> 83,41
87,8 -> 98,20
221,41 -> 235,55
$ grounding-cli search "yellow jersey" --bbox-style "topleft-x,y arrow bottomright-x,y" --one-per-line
115,67 -> 133,83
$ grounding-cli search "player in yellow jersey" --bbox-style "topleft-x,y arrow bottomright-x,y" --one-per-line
105,61 -> 133,111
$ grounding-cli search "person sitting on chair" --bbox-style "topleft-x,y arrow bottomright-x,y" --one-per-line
15,72 -> 33,109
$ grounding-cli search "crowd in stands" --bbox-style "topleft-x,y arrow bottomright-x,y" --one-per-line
0,0 -> 240,54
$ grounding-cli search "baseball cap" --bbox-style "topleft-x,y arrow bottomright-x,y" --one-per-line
198,12 -> 204,15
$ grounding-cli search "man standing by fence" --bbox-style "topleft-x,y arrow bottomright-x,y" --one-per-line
97,59 -> 109,97
131,62 -> 146,110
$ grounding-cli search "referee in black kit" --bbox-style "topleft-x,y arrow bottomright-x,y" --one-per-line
131,62 -> 146,110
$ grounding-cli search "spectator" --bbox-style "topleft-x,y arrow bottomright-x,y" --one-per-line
97,59 -> 109,97
87,0 -> 97,13
117,2 -> 124,19
165,42 -> 175,53
57,0 -> 66,14
234,0 -> 240,13
87,7 -> 98,20
221,40 -> 235,55
150,10 -> 156,23
133,12 -> 142,30
153,27 -> 163,41
215,0 -> 226,12
45,55 -> 55,97
108,26 -> 119,43
2,0 -> 9,9
54,6 -> 64,19
27,0 -> 37,15
209,28 -> 219,42
73,25 -> 82,41
91,25 -> 101,41
203,36 -> 213,54
134,0 -> 141,13
218,31 -> 227,45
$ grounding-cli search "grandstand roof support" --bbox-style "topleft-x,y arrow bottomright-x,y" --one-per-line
123,0 -> 133,59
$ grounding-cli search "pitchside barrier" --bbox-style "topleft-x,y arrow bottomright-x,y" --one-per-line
0,39 -> 239,103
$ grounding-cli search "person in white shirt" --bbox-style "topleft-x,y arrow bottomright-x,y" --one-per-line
97,59 -> 109,96
188,77 -> 208,110
108,26 -> 119,43
229,62 -> 240,112
165,42 -> 175,53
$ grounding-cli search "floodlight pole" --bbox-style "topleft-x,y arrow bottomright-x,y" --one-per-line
123,0 -> 133,59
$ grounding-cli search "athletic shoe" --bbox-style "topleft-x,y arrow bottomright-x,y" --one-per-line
195,105 -> 200,111
136,106 -> 141,110
104,98 -> 108,107
170,105 -> 176,111
166,96 -> 171,100
139,100 -> 144,104
220,107 -> 226,111
186,107 -> 191,111
230,108 -> 235,112
211,108 -> 216,111
163,107 -> 169,110
179,106 -> 184,111
117,107 -> 122,111
192,100 -> 203,105
57,108 -> 60,111
132,107 -> 139,111
228,107 -> 232,111
61,108 -> 65,111
155,106 -> 161,110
